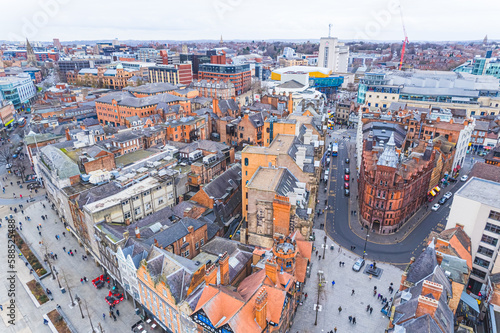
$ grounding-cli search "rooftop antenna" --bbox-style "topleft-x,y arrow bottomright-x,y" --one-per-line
328,24 -> 332,38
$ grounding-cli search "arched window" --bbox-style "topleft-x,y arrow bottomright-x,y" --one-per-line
244,158 -> 248,166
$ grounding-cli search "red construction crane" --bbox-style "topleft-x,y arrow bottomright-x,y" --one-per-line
398,6 -> 409,70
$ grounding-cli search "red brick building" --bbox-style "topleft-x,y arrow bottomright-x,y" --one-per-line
198,63 -> 251,96
359,133 -> 436,234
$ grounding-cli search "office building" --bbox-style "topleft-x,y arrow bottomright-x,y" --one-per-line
0,73 -> 37,110
445,177 -> 500,294
148,64 -> 193,85
56,58 -> 112,78
357,70 -> 500,117
317,37 -> 349,73
198,63 -> 251,95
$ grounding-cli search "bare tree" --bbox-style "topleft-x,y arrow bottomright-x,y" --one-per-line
12,158 -> 27,180
0,146 -> 13,166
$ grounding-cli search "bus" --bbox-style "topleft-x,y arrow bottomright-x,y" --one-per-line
18,117 -> 26,127
331,142 -> 338,156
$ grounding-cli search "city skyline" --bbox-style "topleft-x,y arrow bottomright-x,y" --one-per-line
1,0 -> 499,42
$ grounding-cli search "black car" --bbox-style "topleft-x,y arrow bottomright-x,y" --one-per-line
438,197 -> 447,205
345,168 -> 350,175
345,158 -> 350,164
344,189 -> 350,196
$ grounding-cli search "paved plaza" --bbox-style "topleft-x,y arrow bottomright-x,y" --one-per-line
0,172 -> 140,333
291,229 -> 403,333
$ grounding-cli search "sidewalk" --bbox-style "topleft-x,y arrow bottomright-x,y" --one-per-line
0,186 -> 140,333
291,229 -> 402,333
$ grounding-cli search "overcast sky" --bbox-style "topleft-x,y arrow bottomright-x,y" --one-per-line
2,0 -> 498,43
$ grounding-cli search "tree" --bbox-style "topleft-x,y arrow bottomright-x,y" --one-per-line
0,146 -> 13,167
12,158 -> 27,180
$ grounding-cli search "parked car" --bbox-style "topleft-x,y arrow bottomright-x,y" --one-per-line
460,175 -> 468,182
344,182 -> 349,189
15,147 -> 22,153
344,189 -> 350,196
6,163 -> 11,169
12,154 -> 18,158
345,158 -> 350,164
326,157 -> 331,164
345,168 -> 350,175
431,204 -> 441,211
352,258 -> 365,272
344,174 -> 350,181
444,192 -> 453,200
438,197 -> 447,205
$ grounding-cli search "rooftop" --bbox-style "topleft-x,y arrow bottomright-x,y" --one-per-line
455,177 -> 500,209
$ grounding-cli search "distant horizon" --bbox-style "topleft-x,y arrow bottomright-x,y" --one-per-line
1,0 -> 498,43
2,38 -> 498,45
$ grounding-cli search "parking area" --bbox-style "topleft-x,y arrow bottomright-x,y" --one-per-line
291,229 -> 403,333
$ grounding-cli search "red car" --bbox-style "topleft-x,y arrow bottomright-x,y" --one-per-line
344,174 -> 350,181
344,182 -> 349,189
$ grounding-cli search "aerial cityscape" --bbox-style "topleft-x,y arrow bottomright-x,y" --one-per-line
1,1 -> 500,333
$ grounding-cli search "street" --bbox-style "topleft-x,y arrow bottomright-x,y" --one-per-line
318,126 -> 476,265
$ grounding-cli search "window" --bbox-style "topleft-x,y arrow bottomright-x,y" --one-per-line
244,158 -> 249,166
124,212 -> 131,219
185,250 -> 190,257
481,234 -> 498,246
143,273 -> 148,281
135,207 -> 141,215
195,242 -> 199,250
472,268 -> 487,279
158,198 -> 164,205
145,203 -> 152,211
489,211 -> 500,222
474,257 -> 491,269
478,245 -> 494,258
200,239 -> 204,246
485,223 -> 500,235
122,200 -> 129,205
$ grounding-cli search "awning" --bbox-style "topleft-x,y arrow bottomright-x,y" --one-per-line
434,186 -> 441,192
429,190 -> 436,196
5,119 -> 14,126
461,291 -> 480,313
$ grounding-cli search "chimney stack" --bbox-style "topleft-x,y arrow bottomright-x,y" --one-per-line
415,295 -> 439,318
205,263 -> 218,285
421,280 -> 443,301
135,227 -> 141,239
255,287 -> 268,330
265,259 -> 278,285
219,252 -> 229,285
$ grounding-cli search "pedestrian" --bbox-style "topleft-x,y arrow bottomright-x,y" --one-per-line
0,304 -> 3,311
318,255 -> 321,260
45,214 -> 47,219
348,315 -> 352,323
63,247 -> 66,252
116,309 -> 120,316
304,293 -> 308,300
316,250 -> 318,256
370,307 -> 373,314
38,231 -> 41,236
103,313 -> 106,320
55,235 -> 58,240
353,317 -> 356,324
74,249 -> 77,254
351,289 -> 355,296
109,311 -> 113,317
373,289 -> 377,296
39,224 -> 41,228
332,280 -> 335,287
374,286 -> 377,291
378,293 -> 381,299
366,304 -> 370,312
81,278 -> 84,284
342,262 -> 345,267
54,254 -> 57,260
339,261 -> 341,267
62,232 -> 66,237
84,276 -> 88,282
334,328 -> 337,333
338,306 -> 342,313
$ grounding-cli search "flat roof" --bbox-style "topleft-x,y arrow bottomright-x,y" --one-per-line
84,177 -> 160,213
247,167 -> 283,191
455,177 -> 500,209
242,134 -> 295,155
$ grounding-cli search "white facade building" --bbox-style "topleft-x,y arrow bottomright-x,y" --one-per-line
453,117 -> 475,170
445,177 -> 500,294
318,37 -> 349,73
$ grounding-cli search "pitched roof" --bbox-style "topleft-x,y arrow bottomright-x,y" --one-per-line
201,164 -> 241,199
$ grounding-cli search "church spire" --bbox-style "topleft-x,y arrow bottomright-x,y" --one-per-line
26,38 -> 36,67
219,35 -> 224,47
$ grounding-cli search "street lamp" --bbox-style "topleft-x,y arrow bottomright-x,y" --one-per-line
75,295 -> 84,319
362,225 -> 369,259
